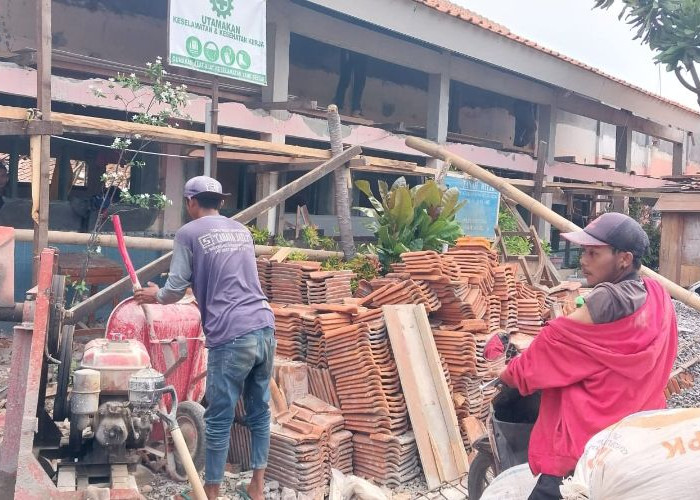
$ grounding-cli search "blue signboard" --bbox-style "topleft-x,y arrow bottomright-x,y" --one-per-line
444,175 -> 501,238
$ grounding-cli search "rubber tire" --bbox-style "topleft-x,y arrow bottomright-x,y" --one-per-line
53,325 -> 74,422
467,451 -> 497,500
173,400 -> 206,478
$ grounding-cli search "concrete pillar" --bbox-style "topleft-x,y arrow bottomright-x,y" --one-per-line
672,140 -> 685,176
426,61 -> 450,171
257,20 -> 290,233
535,105 -> 557,242
613,124 -> 632,214
162,144 -> 185,234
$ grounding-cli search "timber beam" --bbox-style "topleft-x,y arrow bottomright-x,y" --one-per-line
0,119 -> 63,136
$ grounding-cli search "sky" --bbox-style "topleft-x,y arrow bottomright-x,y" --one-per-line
454,0 -> 698,110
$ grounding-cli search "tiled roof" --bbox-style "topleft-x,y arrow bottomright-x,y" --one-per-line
413,0 -> 700,116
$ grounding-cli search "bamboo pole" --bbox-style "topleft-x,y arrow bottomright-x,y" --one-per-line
11,229 -> 343,257
406,136 -> 700,312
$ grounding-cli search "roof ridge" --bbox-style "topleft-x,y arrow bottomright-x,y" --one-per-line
412,0 -> 700,117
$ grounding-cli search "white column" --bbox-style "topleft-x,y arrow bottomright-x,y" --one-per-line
426,58 -> 450,172
536,105 -> 557,241
257,20 -> 290,233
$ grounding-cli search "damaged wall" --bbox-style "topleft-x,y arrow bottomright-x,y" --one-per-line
0,0 -> 166,64
555,110 -> 700,176
288,34 -> 428,126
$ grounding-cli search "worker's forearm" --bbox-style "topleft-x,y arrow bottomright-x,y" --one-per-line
156,241 -> 192,304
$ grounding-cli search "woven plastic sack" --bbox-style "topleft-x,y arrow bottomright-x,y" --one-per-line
481,463 -> 539,500
561,408 -> 700,500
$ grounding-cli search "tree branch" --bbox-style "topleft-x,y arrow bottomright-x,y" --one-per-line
675,66 -> 699,93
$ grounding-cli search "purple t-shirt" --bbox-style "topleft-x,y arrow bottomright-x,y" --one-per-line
170,216 -> 274,348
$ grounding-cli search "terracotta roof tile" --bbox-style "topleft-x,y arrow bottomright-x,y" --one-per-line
411,0 -> 700,116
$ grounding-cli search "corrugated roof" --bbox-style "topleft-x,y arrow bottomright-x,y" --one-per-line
413,0 -> 700,116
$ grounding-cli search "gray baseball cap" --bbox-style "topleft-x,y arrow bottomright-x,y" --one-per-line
561,212 -> 649,258
183,176 -> 230,199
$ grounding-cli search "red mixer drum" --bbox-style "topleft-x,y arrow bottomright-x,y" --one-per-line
105,295 -> 206,405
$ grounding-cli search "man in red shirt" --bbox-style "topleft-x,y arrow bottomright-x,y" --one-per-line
500,213 -> 677,500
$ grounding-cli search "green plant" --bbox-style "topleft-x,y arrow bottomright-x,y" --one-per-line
318,236 -> 338,251
274,234 -> 292,247
355,177 -> 464,271
498,206 -> 532,256
247,225 -> 271,245
287,250 -> 308,261
541,241 -> 552,256
629,198 -> 661,270
301,225 -> 321,249
594,0 -> 700,107
320,253 -> 381,292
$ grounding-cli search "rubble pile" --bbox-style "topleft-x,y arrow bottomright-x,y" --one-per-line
668,300 -> 700,408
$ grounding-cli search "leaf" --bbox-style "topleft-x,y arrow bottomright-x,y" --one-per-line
391,177 -> 407,190
353,206 -> 379,219
355,180 -> 384,212
413,181 -> 442,208
441,188 -> 461,216
389,186 -> 414,226
378,180 -> 389,204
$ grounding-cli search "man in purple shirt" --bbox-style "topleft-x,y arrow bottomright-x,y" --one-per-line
136,176 -> 275,500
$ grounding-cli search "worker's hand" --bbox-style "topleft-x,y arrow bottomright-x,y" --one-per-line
134,282 -> 160,305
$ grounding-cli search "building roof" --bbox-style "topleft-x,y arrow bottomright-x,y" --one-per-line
413,0 -> 700,116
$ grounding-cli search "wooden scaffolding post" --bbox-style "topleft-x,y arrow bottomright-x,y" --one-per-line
32,0 -> 52,281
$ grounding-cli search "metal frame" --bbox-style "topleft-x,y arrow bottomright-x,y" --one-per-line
0,248 -> 141,499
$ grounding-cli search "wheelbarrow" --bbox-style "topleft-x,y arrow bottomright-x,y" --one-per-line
107,215 -> 208,481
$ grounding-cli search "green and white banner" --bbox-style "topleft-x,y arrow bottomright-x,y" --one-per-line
169,0 -> 267,85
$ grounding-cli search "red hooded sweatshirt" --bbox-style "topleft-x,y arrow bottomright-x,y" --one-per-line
501,277 -> 677,477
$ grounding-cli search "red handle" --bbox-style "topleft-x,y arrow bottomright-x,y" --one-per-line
113,215 -> 141,289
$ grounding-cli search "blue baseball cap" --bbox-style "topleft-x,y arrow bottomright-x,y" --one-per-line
183,176 -> 230,199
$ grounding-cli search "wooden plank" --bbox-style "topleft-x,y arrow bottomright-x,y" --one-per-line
383,304 -> 469,489
654,193 -> 700,213
234,145 -> 360,225
659,213 -> 683,285
0,119 -> 63,136
269,247 -> 293,263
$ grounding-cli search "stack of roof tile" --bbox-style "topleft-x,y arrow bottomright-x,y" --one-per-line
352,432 -> 420,487
271,305 -> 308,361
363,280 -> 440,312
474,332 -> 506,378
307,366 -> 341,409
500,298 -> 519,330
399,251 -> 463,282
516,298 -> 544,335
446,247 -> 496,295
432,284 -> 488,323
257,258 -> 272,299
228,399 -> 252,471
306,271 -> 355,304
432,328 -> 478,378
304,312 -> 352,369
487,295 -> 502,332
267,419 -> 327,493
325,314 -> 409,435
492,264 -> 517,300
270,261 -> 322,304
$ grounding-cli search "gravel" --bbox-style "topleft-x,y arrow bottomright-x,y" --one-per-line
667,300 -> 700,409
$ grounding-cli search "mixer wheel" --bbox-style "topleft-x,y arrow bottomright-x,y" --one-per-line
53,325 -> 74,422
173,400 -> 206,478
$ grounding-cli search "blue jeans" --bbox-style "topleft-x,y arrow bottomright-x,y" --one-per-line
204,327 -> 276,485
